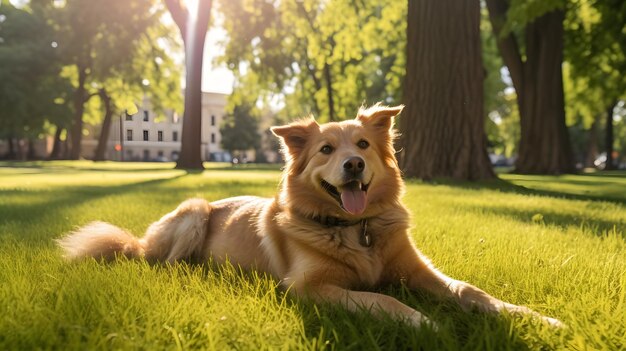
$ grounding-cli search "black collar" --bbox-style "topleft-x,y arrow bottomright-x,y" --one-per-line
311,214 -> 361,227
308,214 -> 373,248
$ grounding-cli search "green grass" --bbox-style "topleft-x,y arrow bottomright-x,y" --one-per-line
0,161 -> 624,350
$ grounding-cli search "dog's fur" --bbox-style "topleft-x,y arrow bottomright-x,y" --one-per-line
58,104 -> 561,328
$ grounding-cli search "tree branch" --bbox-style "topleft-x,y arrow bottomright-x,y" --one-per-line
485,0 -> 524,91
164,0 -> 188,40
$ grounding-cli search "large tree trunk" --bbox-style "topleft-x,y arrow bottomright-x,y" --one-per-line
69,66 -> 88,160
166,0 -> 212,170
94,88 -> 113,161
605,102 -> 616,170
486,1 -> 574,174
399,0 -> 494,180
515,10 -> 574,174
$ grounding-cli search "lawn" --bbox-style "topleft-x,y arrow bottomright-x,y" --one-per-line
0,161 -> 624,350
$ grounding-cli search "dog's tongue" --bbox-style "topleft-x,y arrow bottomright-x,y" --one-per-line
341,182 -> 367,215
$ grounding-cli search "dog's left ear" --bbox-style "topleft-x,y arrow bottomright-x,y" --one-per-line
270,118 -> 319,156
356,103 -> 404,133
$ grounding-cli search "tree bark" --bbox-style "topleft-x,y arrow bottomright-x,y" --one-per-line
94,88 -> 113,161
399,0 -> 494,180
167,0 -> 212,169
27,139 -> 36,160
605,102 -> 616,170
6,137 -> 16,160
49,126 -> 64,160
68,66 -> 88,160
323,63 -> 336,122
486,0 -> 574,174
584,116 -> 599,168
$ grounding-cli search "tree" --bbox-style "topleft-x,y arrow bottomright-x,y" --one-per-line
486,0 -> 575,174
165,0 -> 212,169
92,22 -> 183,161
48,0 -> 158,160
565,0 -> 626,170
219,0 -> 406,122
220,103 -> 260,158
0,0 -> 70,159
398,0 -> 494,180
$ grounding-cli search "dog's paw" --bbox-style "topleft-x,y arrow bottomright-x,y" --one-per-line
541,315 -> 566,329
406,312 -> 439,332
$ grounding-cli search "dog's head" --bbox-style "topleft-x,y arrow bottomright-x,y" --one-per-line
272,103 -> 404,219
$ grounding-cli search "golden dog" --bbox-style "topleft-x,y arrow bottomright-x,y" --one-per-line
58,104 -> 561,328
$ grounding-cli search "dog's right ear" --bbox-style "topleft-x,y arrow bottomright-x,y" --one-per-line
271,118 -> 319,157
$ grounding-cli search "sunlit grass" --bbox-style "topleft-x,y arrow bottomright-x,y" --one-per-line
0,161 -> 624,350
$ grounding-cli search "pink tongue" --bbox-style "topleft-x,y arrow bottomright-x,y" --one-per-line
341,187 -> 367,215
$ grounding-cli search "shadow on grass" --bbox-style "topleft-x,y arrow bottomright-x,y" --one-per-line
166,260 -> 555,350
0,171 -> 190,243
149,258 -> 555,350
0,161 -> 176,174
0,161 -> 283,174
432,176 -> 625,206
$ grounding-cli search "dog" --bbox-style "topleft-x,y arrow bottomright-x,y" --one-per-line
58,103 -> 562,329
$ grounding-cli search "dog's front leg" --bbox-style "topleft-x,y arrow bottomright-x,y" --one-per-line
292,283 -> 436,329
389,244 -> 563,327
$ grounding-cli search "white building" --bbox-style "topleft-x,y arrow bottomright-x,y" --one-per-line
105,92 -> 230,162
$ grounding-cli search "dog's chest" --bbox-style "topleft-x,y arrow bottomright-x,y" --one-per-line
326,226 -> 384,287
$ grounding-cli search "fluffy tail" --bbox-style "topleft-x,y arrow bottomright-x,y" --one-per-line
57,221 -> 144,261
57,198 -> 212,262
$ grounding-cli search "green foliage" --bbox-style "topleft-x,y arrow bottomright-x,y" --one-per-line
0,1 -> 71,139
220,103 -> 261,154
0,162 -> 625,349
218,0 -> 406,121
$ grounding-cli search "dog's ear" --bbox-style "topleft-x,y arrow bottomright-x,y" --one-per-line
271,118 -> 319,157
356,103 -> 404,133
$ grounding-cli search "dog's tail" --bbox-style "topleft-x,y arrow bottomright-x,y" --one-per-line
57,199 -> 212,262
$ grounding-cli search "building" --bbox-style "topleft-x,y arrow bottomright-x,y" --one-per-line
105,92 -> 230,162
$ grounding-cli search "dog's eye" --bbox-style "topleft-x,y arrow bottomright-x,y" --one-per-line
357,139 -> 369,149
320,145 -> 334,154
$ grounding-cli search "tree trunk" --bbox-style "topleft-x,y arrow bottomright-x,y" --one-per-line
486,0 -> 574,174
605,102 -> 616,170
167,0 -> 212,170
49,126 -> 64,160
399,0 -> 494,180
94,88 -> 114,161
323,63 -> 336,122
6,137 -> 16,160
515,10 -> 574,174
584,116 -> 599,168
27,139 -> 36,160
69,66 -> 88,160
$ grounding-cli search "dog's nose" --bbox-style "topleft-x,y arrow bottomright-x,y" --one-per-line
343,156 -> 365,175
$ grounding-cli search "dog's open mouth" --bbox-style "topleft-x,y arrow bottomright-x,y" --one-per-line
321,179 -> 371,215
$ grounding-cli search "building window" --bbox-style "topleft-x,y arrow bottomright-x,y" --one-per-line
172,131 -> 178,142
143,150 -> 150,161
157,150 -> 164,157
158,131 -> 163,142
125,112 -> 132,121
211,115 -> 215,126
143,110 -> 149,122
211,133 -> 216,144
143,130 -> 149,141
171,151 -> 179,161
126,129 -> 133,141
